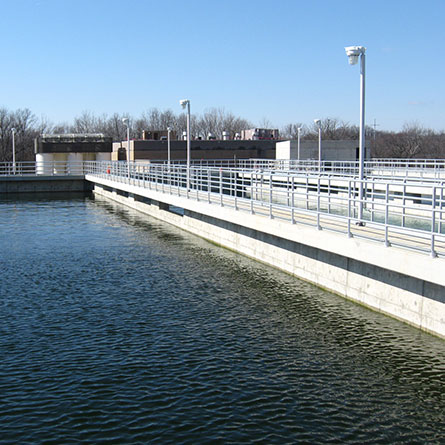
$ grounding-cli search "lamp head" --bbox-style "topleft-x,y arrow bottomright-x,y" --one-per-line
11,127 -> 16,133
314,119 -> 321,127
179,99 -> 189,109
345,46 -> 366,65
122,118 -> 129,126
167,126 -> 171,132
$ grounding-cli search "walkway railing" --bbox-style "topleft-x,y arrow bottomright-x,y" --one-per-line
2,160 -> 444,257
149,158 -> 445,181
83,161 -> 445,258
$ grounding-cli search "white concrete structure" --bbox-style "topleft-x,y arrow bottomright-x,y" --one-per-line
276,139 -> 370,161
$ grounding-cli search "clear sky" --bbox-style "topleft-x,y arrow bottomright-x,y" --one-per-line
1,0 -> 444,131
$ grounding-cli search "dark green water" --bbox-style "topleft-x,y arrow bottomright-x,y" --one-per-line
0,193 -> 444,444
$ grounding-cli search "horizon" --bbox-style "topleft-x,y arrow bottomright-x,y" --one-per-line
1,0 -> 444,132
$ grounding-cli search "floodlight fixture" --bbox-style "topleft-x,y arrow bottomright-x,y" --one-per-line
345,46 -> 366,65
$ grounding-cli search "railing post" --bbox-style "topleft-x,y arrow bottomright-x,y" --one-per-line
317,177 -> 321,230
347,180 -> 352,238
219,168 -> 223,206
431,186 -> 437,257
250,172 -> 254,214
234,171 -> 238,210
402,180 -> 406,227
328,176 -> 331,214
269,172 -> 273,218
287,174 -> 290,207
385,183 -> 391,247
440,185 -> 444,235
207,168 -> 211,203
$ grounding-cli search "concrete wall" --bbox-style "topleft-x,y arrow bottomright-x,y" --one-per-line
88,175 -> 445,339
276,140 -> 371,161
112,140 -> 279,161
0,176 -> 92,193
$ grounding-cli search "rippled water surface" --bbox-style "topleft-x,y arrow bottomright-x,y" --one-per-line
1,193 -> 444,444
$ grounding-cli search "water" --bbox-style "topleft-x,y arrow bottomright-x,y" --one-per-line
1,193 -> 444,444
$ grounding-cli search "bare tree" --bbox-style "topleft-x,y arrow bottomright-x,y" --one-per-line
280,123 -> 306,139
375,123 -> 427,158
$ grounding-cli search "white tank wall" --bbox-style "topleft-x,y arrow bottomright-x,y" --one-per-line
37,152 -> 112,175
53,153 -> 68,174
36,153 -> 54,175
96,153 -> 111,162
83,153 -> 96,161
67,153 -> 84,175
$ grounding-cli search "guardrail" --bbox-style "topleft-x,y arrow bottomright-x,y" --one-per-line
84,161 -> 445,258
148,158 -> 445,181
2,160 -> 444,257
0,161 -> 85,176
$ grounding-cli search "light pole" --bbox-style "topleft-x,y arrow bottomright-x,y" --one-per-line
345,45 -> 366,224
11,128 -> 16,174
297,127 -> 302,162
179,99 -> 191,190
314,119 -> 321,172
167,126 -> 171,169
122,118 -> 130,179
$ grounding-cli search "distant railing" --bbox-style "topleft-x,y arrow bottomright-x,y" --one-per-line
0,161 -> 85,176
148,158 -> 445,181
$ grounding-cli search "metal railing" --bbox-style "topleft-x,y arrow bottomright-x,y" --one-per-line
84,161 -> 445,258
146,158 -> 445,182
0,161 -> 85,176
1,160 -> 444,257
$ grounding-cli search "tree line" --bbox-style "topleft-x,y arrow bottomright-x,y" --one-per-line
0,106 -> 444,161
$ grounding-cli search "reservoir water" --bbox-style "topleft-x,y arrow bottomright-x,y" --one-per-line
1,193 -> 444,444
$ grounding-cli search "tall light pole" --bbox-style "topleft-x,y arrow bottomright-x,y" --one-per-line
314,119 -> 321,172
297,127 -> 302,162
11,128 -> 16,174
167,126 -> 171,169
345,45 -> 366,224
179,99 -> 191,190
122,118 -> 130,179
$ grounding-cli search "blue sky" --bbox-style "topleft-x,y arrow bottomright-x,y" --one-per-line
1,0 -> 444,131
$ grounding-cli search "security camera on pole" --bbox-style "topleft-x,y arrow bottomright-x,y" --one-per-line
345,45 -> 366,225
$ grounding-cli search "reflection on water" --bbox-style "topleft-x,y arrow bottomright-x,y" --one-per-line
0,193 -> 444,444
